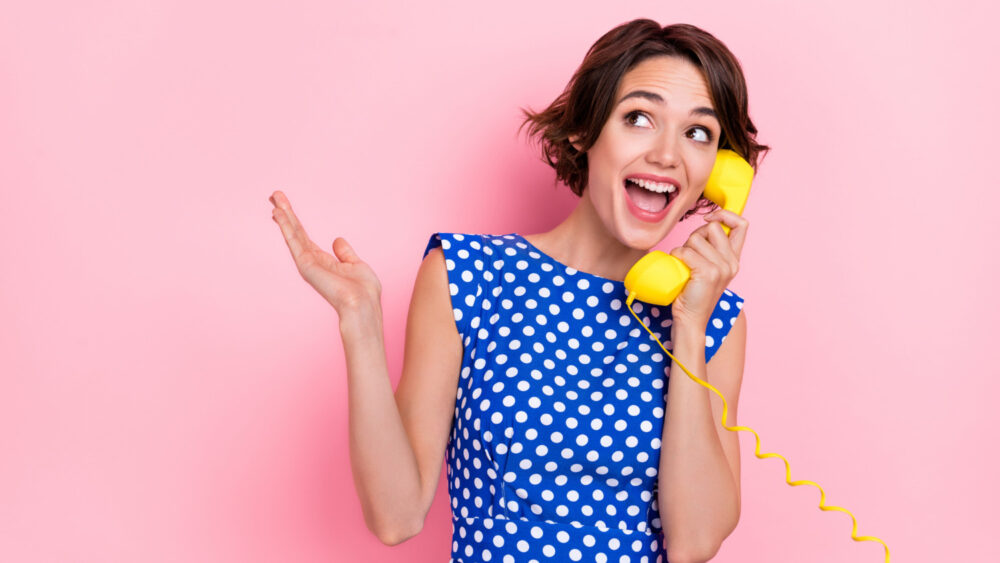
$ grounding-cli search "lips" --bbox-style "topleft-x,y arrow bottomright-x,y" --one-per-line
624,174 -> 680,191
623,179 -> 668,212
621,175 -> 681,223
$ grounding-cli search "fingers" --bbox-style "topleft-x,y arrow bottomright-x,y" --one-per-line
693,220 -> 739,275
272,206 -> 309,262
704,208 -> 749,257
678,211 -> 747,282
677,232 -> 731,282
269,191 -> 322,265
270,191 -> 305,235
332,237 -> 361,264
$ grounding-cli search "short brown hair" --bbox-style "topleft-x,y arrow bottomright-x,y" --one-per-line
520,19 -> 770,220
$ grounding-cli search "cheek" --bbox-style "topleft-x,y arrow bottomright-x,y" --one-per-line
585,145 -> 616,190
687,152 -> 717,189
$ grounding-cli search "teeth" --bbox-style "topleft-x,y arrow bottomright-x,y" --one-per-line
627,178 -> 676,193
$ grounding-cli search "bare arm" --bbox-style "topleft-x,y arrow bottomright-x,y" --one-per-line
658,308 -> 746,562
269,192 -> 461,545
340,246 -> 462,545
657,208 -> 749,562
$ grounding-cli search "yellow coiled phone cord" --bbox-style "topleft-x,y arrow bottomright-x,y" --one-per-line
625,294 -> 891,562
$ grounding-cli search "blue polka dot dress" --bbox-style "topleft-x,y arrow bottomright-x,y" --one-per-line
422,233 -> 745,563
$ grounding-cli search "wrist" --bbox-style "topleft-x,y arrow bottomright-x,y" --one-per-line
670,315 -> 707,343
339,301 -> 384,338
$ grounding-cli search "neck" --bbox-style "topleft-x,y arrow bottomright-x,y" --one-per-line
527,192 -> 649,282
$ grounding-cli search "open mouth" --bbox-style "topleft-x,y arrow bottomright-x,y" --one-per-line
623,177 -> 677,213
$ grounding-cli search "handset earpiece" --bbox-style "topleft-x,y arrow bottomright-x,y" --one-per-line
624,149 -> 754,306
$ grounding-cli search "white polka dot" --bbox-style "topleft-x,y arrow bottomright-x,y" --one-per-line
438,235 -> 692,557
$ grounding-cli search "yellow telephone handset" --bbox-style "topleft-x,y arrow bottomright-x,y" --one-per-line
623,149 -> 754,307
620,149 -> 892,561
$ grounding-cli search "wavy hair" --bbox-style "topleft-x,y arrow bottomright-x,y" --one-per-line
520,19 -> 770,220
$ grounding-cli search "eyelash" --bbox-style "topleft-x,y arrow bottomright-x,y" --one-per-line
624,110 -> 715,143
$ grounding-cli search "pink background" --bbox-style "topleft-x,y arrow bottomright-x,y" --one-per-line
2,1 -> 997,561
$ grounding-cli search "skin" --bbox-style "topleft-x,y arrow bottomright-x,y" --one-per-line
525,55 -> 748,560
269,54 -> 748,562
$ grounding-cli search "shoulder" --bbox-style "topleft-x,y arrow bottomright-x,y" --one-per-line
704,288 -> 746,364
422,232 -> 489,261
419,232 -> 492,338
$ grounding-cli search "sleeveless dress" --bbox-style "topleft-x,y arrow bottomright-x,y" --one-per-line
422,232 -> 745,563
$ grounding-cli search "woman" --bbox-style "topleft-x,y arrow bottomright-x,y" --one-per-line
270,18 -> 767,563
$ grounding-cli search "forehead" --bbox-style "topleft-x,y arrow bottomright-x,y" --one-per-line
616,55 -> 713,107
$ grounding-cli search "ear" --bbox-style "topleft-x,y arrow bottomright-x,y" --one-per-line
568,134 -> 584,153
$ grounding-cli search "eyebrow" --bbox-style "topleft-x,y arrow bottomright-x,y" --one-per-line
617,90 -> 718,119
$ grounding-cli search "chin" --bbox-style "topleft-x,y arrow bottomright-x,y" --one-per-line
616,225 -> 664,252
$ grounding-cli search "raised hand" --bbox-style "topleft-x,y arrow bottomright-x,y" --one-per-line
269,191 -> 382,317
668,208 -> 748,327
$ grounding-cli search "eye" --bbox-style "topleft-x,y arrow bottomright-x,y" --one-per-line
687,126 -> 714,143
624,110 -> 652,129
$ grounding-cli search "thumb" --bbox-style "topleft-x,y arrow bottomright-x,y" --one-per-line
332,237 -> 361,263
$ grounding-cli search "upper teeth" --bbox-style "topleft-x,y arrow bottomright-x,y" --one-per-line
628,178 -> 676,193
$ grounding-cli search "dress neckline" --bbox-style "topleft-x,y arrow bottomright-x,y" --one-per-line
512,233 -> 627,288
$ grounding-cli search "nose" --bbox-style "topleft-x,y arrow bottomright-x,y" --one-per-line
646,130 -> 680,169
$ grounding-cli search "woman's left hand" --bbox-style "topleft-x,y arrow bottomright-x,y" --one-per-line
668,209 -> 749,328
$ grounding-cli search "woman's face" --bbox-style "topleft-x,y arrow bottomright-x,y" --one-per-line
581,55 -> 721,250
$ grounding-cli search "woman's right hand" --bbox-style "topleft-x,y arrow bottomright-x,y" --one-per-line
269,190 -> 382,318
